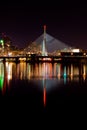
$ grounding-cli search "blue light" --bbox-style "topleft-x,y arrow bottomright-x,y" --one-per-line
63,66 -> 67,77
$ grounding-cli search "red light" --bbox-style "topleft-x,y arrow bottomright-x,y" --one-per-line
44,25 -> 46,30
43,87 -> 46,107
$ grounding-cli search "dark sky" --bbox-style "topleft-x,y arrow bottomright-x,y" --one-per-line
0,1 -> 87,49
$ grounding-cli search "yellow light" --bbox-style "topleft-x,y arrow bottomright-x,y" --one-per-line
71,52 -> 73,55
58,52 -> 61,56
83,53 -> 86,56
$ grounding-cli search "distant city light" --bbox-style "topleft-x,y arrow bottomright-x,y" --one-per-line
8,52 -> 12,56
0,39 -> 4,45
72,49 -> 80,53
0,40 -> 3,43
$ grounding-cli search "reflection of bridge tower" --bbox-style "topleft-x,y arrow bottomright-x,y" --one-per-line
43,78 -> 46,107
42,25 -> 47,56
43,79 -> 46,107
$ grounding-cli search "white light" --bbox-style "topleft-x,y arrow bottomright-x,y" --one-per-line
8,52 -> 12,56
72,49 -> 80,53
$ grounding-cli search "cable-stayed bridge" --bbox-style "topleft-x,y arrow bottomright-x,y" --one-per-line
24,25 -> 73,56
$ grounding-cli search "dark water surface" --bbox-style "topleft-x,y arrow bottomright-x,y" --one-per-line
0,61 -> 87,124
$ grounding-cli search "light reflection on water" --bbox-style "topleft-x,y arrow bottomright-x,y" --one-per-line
0,61 -> 87,107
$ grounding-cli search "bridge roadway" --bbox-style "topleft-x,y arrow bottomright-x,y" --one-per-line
0,55 -> 87,62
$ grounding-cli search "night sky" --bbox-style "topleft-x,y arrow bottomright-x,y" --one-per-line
0,1 -> 87,49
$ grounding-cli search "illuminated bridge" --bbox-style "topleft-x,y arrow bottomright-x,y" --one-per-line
24,25 -> 73,56
0,26 -> 86,61
0,52 -> 87,62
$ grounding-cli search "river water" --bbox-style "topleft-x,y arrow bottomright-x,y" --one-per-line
0,61 -> 87,120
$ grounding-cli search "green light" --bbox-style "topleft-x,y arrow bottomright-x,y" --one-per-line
0,76 -> 4,90
0,39 -> 4,45
0,63 -> 4,90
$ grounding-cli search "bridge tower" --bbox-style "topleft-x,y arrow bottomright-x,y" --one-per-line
42,25 -> 47,56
